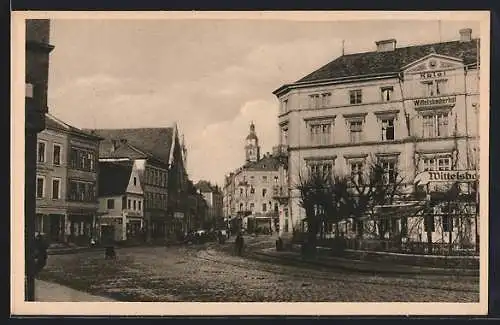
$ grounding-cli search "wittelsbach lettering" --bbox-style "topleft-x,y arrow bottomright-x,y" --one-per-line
428,171 -> 477,182
413,96 -> 456,107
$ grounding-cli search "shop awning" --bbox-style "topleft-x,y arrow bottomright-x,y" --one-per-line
368,201 -> 428,219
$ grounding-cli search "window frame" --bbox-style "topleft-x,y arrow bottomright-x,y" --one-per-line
36,176 -> 45,198
51,177 -> 61,200
107,198 -> 115,210
349,89 -> 362,105
37,141 -> 47,163
381,86 -> 394,102
53,143 -> 63,166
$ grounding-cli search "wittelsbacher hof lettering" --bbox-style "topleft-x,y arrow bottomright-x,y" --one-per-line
429,170 -> 477,182
414,170 -> 477,186
420,70 -> 447,79
413,96 -> 456,108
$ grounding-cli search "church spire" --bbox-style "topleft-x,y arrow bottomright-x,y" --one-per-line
245,121 -> 260,163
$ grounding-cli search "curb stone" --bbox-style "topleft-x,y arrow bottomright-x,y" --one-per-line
252,250 -> 479,277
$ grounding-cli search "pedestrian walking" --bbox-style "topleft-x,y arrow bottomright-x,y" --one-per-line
235,232 -> 244,256
33,233 -> 48,275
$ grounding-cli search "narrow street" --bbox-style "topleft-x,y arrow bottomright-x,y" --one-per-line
38,237 -> 479,302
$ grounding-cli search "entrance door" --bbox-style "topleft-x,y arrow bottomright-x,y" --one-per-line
49,214 -> 63,242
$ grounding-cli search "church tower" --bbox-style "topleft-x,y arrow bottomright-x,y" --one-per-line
245,121 -> 260,163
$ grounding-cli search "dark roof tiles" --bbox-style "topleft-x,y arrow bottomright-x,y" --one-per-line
296,39 -> 479,84
86,128 -> 174,164
98,161 -> 133,196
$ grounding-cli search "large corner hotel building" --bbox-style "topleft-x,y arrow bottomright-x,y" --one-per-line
273,29 -> 480,240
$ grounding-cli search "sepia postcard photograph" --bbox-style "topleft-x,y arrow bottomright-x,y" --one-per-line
11,10 -> 490,316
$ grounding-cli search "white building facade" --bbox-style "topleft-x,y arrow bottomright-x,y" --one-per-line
273,29 -> 480,245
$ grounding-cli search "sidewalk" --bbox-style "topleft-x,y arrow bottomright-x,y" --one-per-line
254,248 -> 479,277
35,280 -> 115,302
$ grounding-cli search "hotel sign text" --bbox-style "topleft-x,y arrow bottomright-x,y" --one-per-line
420,70 -> 446,79
413,96 -> 456,108
414,170 -> 477,186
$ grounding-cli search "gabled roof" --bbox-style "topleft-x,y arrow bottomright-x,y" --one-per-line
242,155 -> 280,171
195,180 -> 221,193
98,161 -> 133,196
98,139 -> 150,160
275,39 -> 479,93
45,113 -> 102,140
86,127 -> 174,165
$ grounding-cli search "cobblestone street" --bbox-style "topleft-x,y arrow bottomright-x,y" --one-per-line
38,238 -> 479,302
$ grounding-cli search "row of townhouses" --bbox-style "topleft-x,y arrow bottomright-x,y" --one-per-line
34,114 -> 209,244
272,28 -> 480,245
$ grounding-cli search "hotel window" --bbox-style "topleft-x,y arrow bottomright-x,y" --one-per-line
250,187 -> 255,194
422,112 -> 449,138
309,161 -> 333,179
250,203 -> 255,210
262,203 -> 267,212
37,141 -> 46,163
380,160 -> 397,184
422,79 -> 447,97
239,203 -> 243,211
36,176 -> 44,198
138,201 -> 142,211
262,188 -> 267,197
321,93 -> 332,107
107,199 -> 115,209
53,144 -> 62,166
422,156 -> 452,171
240,188 -> 243,195
52,178 -> 61,199
133,200 -> 137,210
349,120 -> 363,143
274,176 -> 279,184
262,176 -> 268,182
349,89 -> 362,105
309,122 -> 332,146
350,161 -> 364,185
26,83 -> 34,98
381,118 -> 395,141
381,87 -> 393,102
309,94 -> 321,108
133,177 -> 137,186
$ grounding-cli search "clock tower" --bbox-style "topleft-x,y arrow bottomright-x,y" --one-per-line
245,121 -> 260,163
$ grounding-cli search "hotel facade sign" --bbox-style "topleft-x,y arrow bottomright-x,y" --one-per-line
413,96 -> 456,108
414,170 -> 477,186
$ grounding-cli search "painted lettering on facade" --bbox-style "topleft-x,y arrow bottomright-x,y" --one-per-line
420,70 -> 447,79
413,96 -> 456,108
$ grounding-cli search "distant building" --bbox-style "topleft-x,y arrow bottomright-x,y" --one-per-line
36,114 -> 102,244
88,124 -> 190,241
273,28 -> 480,244
223,123 -> 282,233
195,180 -> 223,228
97,160 -> 144,242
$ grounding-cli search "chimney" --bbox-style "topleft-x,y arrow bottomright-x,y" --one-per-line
375,39 -> 397,52
459,28 -> 472,42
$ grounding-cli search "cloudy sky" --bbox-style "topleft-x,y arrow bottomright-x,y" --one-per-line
46,17 -> 480,185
